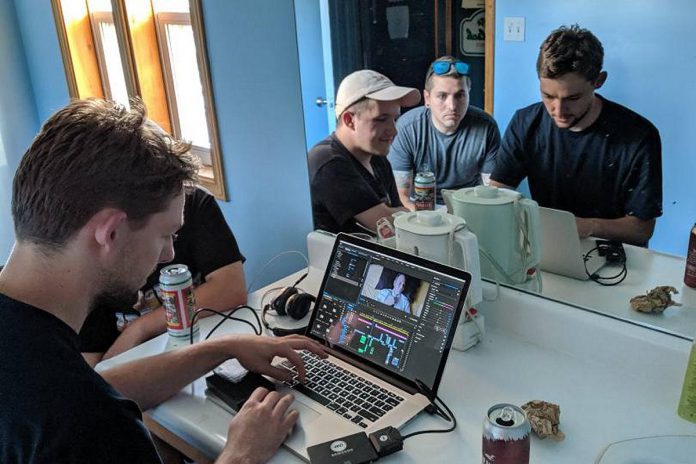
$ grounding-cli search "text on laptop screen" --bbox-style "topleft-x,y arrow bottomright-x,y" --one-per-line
309,239 -> 467,389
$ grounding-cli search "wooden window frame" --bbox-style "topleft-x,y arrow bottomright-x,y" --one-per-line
154,12 -> 211,167
51,0 -> 228,200
89,11 -> 120,102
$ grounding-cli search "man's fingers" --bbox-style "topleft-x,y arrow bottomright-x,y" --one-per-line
282,409 -> 300,430
283,336 -> 328,359
262,365 -> 295,382
283,348 -> 307,382
245,386 -> 271,404
273,393 -> 295,416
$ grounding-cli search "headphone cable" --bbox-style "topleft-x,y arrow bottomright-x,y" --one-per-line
189,305 -> 263,344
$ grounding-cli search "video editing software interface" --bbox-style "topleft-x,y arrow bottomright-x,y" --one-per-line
310,240 -> 468,389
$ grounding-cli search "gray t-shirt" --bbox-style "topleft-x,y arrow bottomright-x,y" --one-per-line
388,105 -> 500,203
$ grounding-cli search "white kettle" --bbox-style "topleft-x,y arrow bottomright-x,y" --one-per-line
442,185 -> 541,289
392,210 -> 482,307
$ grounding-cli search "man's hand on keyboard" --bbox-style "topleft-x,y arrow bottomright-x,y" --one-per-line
217,387 -> 297,464
226,334 -> 327,383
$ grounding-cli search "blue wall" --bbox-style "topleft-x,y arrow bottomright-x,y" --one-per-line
2,0 -> 314,288
0,0 -> 39,263
494,0 -> 696,256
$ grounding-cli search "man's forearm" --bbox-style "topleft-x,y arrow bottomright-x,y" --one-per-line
576,216 -> 656,245
100,336 -> 232,411
355,204 -> 409,232
102,262 -> 247,360
393,171 -> 414,211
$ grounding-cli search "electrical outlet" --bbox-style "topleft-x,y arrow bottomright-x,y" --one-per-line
504,17 -> 525,42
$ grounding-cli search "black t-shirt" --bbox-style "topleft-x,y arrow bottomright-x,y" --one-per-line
307,133 -> 403,234
80,187 -> 245,352
0,293 -> 162,463
491,96 -> 663,220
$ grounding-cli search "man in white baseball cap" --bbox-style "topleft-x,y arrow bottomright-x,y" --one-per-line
307,70 -> 420,234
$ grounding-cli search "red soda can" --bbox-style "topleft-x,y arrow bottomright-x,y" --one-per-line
685,223 -> 696,288
159,264 -> 199,338
482,404 -> 531,464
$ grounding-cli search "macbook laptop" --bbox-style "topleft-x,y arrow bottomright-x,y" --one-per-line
209,233 -> 471,461
539,207 -> 606,280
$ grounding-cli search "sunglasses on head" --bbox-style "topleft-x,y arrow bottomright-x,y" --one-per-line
431,60 -> 470,76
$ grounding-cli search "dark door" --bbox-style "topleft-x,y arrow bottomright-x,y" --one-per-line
329,0 -> 486,109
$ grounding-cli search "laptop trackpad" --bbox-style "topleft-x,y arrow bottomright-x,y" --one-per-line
292,401 -> 322,428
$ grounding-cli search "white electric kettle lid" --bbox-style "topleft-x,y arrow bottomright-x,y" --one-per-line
394,210 -> 466,236
451,185 -> 521,205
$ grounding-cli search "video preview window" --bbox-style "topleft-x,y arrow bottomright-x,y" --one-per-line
360,264 -> 429,317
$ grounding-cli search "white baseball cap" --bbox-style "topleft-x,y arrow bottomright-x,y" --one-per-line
334,70 -> 421,118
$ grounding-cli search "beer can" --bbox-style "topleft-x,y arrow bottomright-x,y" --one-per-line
684,223 -> 696,288
482,404 -> 531,464
159,264 -> 199,338
414,171 -> 436,211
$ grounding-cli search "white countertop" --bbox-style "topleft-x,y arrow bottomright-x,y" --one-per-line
98,266 -> 696,463
539,244 -> 696,339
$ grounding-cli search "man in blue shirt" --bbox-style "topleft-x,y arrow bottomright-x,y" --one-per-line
389,56 -> 500,207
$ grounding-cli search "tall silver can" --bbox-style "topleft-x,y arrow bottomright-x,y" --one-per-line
159,264 -> 199,338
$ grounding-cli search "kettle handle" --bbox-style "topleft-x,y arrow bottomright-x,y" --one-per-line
442,189 -> 455,214
451,226 -> 483,306
518,198 -> 541,269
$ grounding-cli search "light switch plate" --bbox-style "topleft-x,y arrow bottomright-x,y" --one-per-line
504,17 -> 525,42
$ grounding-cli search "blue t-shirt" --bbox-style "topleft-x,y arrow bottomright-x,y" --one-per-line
491,95 -> 662,220
388,105 -> 500,203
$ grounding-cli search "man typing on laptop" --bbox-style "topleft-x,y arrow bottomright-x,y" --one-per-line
233,234 -> 471,460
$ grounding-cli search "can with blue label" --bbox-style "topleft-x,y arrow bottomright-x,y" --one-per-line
414,171 -> 436,210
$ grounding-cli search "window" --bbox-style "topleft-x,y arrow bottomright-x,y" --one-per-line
52,0 -> 227,199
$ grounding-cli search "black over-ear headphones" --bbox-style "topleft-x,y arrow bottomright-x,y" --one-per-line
262,278 -> 315,336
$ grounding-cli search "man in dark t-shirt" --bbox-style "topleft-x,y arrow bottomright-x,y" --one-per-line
308,70 -> 420,234
0,99 -> 325,464
491,25 -> 662,246
80,187 -> 247,366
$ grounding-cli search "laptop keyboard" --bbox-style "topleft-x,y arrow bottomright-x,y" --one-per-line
279,351 -> 404,429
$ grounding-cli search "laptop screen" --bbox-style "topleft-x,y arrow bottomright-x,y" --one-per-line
307,234 -> 470,394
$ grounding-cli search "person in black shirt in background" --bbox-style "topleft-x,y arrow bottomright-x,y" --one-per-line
80,186 -> 247,367
491,25 -> 662,246
0,98 -> 325,464
307,69 -> 420,234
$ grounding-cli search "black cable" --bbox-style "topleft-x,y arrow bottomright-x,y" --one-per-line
400,380 -> 457,440
207,305 -> 263,339
291,272 -> 309,288
583,246 -> 628,286
189,306 -> 263,344
401,394 -> 457,440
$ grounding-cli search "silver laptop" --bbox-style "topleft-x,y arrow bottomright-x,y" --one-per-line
231,233 -> 471,461
539,207 -> 606,280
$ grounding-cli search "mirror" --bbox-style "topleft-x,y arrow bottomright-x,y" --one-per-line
296,0 -> 696,339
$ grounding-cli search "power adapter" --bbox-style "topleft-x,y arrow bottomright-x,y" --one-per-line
368,426 -> 403,457
596,239 -> 626,264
